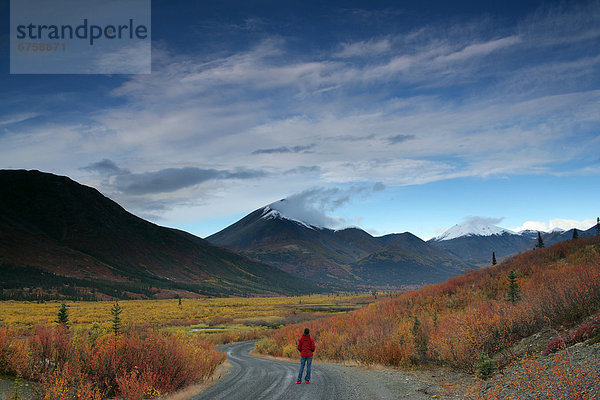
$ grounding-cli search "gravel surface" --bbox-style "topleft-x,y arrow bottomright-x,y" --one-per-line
478,340 -> 600,399
193,341 -> 467,400
0,376 -> 38,400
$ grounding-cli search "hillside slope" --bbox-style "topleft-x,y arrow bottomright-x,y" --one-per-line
257,235 -> 600,376
351,233 -> 471,285
0,170 -> 321,299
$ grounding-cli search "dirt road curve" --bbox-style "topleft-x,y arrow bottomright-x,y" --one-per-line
193,341 -> 445,400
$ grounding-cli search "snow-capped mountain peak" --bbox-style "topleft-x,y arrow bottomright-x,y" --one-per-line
260,206 -> 316,230
435,220 -> 511,241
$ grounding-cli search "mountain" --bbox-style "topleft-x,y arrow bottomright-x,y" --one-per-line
429,220 -> 600,266
434,220 -> 511,241
207,206 -> 374,282
207,205 -> 473,288
349,232 -> 475,286
539,225 -> 598,247
430,220 -> 537,266
0,170 -> 321,300
430,232 -> 534,266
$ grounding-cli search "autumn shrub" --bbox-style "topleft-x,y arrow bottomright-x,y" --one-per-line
29,324 -> 73,376
84,331 -> 225,397
255,337 -> 281,357
544,314 -> 600,355
282,343 -> 297,358
0,327 -> 12,372
0,324 -> 225,399
3,337 -> 31,377
116,368 -> 159,400
545,335 -> 568,355
40,362 -> 103,400
208,327 -> 263,345
207,315 -> 233,326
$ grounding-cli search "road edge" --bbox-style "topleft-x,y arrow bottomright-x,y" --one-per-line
161,360 -> 233,400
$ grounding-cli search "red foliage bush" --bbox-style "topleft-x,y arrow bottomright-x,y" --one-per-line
544,314 -> 600,355
0,324 -> 225,399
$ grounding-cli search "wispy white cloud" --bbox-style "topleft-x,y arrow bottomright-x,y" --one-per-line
0,113 -> 38,126
432,35 -> 521,64
510,218 -> 596,233
93,42 -> 151,74
335,38 -> 392,58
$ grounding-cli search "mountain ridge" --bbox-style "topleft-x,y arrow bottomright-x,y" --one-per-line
0,169 -> 321,300
207,205 -> 473,288
429,224 -> 598,266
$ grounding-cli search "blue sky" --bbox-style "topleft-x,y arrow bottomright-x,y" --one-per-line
1,0 -> 599,239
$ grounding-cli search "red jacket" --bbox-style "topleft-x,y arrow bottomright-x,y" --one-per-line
297,334 -> 315,357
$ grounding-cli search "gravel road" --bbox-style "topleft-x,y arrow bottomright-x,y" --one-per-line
193,341 -> 451,400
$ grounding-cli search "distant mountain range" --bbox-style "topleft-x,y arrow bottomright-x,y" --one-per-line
207,202 -> 473,289
429,220 -> 598,266
209,202 -> 599,286
0,170 -> 321,300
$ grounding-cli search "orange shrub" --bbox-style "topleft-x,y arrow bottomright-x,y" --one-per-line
0,324 -> 225,399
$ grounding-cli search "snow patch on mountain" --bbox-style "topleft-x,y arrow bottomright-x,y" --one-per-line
435,217 -> 512,241
260,206 -> 317,230
517,229 -> 540,238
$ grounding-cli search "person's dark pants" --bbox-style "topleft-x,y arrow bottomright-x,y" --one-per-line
297,356 -> 312,382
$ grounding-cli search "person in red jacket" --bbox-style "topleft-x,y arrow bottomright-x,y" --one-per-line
296,327 -> 315,384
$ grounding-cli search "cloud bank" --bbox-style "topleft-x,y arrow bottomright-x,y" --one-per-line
462,216 -> 504,226
511,218 -> 596,233
269,183 -> 385,228
83,159 -> 267,195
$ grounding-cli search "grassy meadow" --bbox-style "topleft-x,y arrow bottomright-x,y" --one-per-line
0,293 -> 375,337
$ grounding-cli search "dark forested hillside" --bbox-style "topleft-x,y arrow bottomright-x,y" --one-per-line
0,170 -> 321,299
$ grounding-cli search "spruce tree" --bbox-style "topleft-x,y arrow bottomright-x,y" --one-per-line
111,301 -> 123,337
535,232 -> 545,249
411,315 -> 421,336
572,228 -> 578,240
597,217 -> 600,236
410,315 -> 427,361
492,252 -> 497,265
56,303 -> 69,329
506,270 -> 522,304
